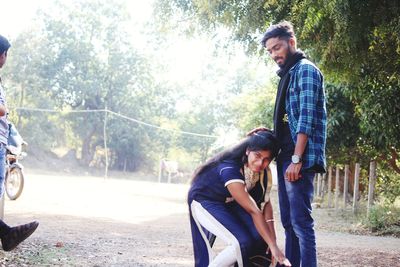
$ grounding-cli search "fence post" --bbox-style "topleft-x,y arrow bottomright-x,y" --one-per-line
314,173 -> 318,196
353,163 -> 360,213
103,106 -> 108,179
316,173 -> 322,197
321,173 -> 326,198
367,161 -> 377,215
158,159 -> 163,183
327,166 -> 332,208
343,165 -> 349,209
335,165 -> 340,210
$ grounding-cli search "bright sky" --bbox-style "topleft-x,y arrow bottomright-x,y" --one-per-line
0,0 -> 273,84
0,0 -> 273,145
0,0 -> 153,38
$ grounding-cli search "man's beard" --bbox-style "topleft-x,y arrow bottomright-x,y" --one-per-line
278,49 -> 295,68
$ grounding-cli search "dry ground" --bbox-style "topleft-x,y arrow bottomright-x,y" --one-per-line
1,170 -> 399,266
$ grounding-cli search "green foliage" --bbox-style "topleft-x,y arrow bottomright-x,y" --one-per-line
325,83 -> 361,164
155,0 -> 400,194
176,96 -> 224,162
4,0 -> 398,182
364,203 -> 400,236
376,165 -> 400,205
4,0 -> 176,170
230,81 -> 276,133
5,0 -> 276,173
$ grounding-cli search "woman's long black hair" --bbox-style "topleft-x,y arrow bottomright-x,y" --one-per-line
191,130 -> 279,184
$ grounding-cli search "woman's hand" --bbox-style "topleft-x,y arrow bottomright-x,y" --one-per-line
270,245 -> 292,266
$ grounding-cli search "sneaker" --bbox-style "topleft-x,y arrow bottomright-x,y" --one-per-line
1,221 -> 39,251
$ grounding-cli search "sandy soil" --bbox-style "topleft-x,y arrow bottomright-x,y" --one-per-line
1,171 -> 399,266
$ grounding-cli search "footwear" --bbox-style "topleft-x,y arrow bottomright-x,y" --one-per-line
1,221 -> 39,251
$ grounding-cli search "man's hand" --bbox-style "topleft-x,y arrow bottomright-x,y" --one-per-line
285,162 -> 302,182
0,104 -> 7,117
246,126 -> 270,136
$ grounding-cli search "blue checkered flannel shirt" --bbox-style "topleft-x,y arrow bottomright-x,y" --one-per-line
286,59 -> 327,172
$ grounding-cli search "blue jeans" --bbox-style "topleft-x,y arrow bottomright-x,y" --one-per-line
0,144 -> 5,198
277,159 -> 317,267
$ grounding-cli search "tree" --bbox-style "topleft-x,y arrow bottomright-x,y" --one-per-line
6,0 -> 179,171
325,83 -> 362,164
154,0 -> 400,175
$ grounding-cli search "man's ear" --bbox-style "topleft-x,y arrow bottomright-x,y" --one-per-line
288,37 -> 297,50
246,149 -> 250,156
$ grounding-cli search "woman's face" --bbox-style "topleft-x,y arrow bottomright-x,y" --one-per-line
246,149 -> 273,173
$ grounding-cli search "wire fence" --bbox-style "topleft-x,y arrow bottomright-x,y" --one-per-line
10,106 -> 218,179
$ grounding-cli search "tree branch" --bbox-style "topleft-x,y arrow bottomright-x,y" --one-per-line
386,148 -> 400,174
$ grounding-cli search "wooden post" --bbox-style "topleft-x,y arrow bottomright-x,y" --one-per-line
313,174 -> 318,196
343,165 -> 349,209
167,172 -> 172,183
367,161 -> 377,215
103,106 -> 108,179
321,173 -> 326,198
316,173 -> 322,197
335,165 -> 340,210
327,166 -> 332,208
158,159 -> 163,183
353,163 -> 360,213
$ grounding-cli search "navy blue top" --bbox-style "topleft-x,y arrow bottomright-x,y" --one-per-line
188,160 -> 245,203
188,160 -> 270,209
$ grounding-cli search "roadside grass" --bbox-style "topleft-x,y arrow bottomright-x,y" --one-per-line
312,197 -> 400,237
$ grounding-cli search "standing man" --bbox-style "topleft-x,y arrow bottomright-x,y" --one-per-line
0,34 -> 39,251
261,21 -> 327,267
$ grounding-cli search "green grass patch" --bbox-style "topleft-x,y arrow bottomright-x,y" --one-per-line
363,203 -> 400,237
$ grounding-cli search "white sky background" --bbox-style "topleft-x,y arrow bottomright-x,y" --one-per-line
0,0 -> 275,145
0,0 -> 274,87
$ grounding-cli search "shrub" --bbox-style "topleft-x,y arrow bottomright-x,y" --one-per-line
364,203 -> 400,237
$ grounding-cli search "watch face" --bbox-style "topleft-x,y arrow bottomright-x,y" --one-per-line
292,155 -> 300,164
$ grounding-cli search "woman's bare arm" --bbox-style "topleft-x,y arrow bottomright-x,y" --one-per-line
263,201 -> 277,242
226,182 -> 288,265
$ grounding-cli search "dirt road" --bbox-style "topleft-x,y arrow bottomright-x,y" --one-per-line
1,172 -> 399,266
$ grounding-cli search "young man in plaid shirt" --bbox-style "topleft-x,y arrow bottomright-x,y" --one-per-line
261,21 -> 327,267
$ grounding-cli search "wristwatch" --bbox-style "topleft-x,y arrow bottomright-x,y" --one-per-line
291,154 -> 302,164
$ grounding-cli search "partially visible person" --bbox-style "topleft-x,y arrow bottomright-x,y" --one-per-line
257,21 -> 327,267
188,130 -> 291,267
0,34 -> 39,251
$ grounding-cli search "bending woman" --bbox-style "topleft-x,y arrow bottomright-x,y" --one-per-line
188,130 -> 291,267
